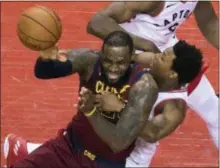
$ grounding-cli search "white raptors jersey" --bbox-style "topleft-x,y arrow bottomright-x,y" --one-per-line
126,90 -> 188,167
120,1 -> 198,52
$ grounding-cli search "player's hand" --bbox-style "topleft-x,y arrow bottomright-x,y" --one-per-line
39,46 -> 70,62
78,87 -> 96,114
39,45 -> 58,60
95,91 -> 124,112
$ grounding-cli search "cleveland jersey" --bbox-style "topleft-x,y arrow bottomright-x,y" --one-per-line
126,89 -> 188,167
68,57 -> 149,162
120,1 -> 198,52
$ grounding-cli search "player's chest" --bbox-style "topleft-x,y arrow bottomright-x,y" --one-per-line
93,80 -> 131,124
94,80 -> 130,100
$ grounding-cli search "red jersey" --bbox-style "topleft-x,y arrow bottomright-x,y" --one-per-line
67,58 -> 149,162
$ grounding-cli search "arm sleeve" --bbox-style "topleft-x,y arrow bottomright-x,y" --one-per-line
34,58 -> 73,79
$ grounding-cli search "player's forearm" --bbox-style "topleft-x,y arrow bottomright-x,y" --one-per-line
88,74 -> 158,153
87,14 -> 159,52
87,111 -> 129,153
88,104 -> 150,153
35,48 -> 98,79
194,2 -> 219,50
200,18 -> 219,49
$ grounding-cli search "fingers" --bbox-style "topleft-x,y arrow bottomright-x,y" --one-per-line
78,87 -> 95,112
79,87 -> 91,102
77,96 -> 87,111
79,87 -> 88,96
78,87 -> 112,112
78,96 -> 83,105
79,102 -> 85,110
75,96 -> 83,108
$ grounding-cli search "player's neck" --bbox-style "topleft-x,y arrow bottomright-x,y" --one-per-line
155,76 -> 179,91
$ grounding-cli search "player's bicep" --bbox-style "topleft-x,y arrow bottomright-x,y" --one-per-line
133,52 -> 156,66
124,74 -> 158,120
163,99 -> 186,130
194,1 -> 217,28
100,2 -> 159,23
98,2 -> 135,23
140,99 -> 186,142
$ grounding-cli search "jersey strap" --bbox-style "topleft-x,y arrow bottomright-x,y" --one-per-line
187,63 -> 209,95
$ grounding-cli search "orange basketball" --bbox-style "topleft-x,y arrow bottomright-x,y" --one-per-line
17,5 -> 62,51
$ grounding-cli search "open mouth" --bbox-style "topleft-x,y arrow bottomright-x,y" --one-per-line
107,72 -> 120,81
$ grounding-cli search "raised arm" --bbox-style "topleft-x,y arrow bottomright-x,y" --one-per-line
87,73 -> 158,153
87,2 -> 163,52
132,52 -> 156,68
194,1 -> 219,49
34,46 -> 98,80
139,99 -> 186,143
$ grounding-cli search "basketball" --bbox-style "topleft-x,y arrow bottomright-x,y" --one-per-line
17,5 -> 62,51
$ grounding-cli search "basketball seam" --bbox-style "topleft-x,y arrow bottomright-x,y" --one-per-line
18,26 -> 54,43
36,6 -> 61,37
50,9 -> 62,37
21,13 -> 58,41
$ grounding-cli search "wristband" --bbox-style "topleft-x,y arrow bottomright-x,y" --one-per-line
85,106 -> 97,117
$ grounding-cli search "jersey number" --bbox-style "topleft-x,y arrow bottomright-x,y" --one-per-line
168,22 -> 179,32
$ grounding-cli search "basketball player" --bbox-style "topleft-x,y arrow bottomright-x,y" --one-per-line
5,37 -> 203,167
7,31 -> 159,168
87,1 -> 219,149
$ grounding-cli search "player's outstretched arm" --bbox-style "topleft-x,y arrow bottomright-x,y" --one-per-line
87,2 -> 162,52
34,46 -> 98,79
87,73 -> 158,153
194,1 -> 219,49
139,99 -> 186,143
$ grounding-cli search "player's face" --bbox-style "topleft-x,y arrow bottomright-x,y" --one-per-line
152,47 -> 177,80
101,45 -> 131,83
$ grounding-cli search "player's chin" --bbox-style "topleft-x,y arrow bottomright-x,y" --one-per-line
108,78 -> 120,84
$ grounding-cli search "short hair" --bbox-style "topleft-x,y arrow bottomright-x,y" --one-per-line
102,31 -> 133,54
172,40 -> 203,85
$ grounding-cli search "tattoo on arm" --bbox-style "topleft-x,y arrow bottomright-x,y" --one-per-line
87,74 -> 158,153
63,48 -> 98,77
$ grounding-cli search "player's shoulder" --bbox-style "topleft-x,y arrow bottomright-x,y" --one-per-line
133,72 -> 158,94
62,48 -> 100,65
131,64 -> 152,83
66,48 -> 99,57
